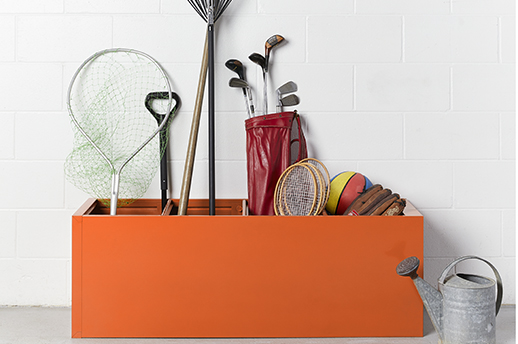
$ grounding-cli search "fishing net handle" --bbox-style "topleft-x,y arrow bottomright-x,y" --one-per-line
67,48 -> 173,215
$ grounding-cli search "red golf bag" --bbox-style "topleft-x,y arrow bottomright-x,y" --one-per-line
245,111 -> 307,215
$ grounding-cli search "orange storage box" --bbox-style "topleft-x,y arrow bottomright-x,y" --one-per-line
72,198 -> 424,338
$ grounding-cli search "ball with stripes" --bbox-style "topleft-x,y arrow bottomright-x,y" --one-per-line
325,171 -> 373,215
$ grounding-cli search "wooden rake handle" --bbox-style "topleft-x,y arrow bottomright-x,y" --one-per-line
178,31 -> 209,215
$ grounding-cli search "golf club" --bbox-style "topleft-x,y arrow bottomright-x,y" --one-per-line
265,34 -> 285,73
276,81 -> 297,112
229,77 -> 254,118
264,34 -> 285,114
280,94 -> 300,108
226,59 -> 255,116
249,52 -> 267,115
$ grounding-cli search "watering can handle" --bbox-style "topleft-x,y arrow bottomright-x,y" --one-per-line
438,255 -> 503,316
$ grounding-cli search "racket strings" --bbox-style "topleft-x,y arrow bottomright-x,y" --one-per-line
284,165 -> 315,215
274,159 -> 330,216
303,163 -> 325,214
298,158 -> 330,214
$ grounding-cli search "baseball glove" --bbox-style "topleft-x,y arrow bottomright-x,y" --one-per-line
344,184 -> 406,216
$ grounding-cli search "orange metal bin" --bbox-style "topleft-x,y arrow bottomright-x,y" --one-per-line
72,198 -> 424,338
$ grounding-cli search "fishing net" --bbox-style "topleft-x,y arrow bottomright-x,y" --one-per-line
65,48 -> 174,213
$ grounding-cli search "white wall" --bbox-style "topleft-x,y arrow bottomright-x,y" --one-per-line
0,0 -> 515,306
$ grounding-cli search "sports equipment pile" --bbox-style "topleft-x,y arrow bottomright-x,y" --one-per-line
65,30 -> 407,218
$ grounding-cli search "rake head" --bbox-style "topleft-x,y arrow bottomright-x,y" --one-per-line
187,0 -> 234,23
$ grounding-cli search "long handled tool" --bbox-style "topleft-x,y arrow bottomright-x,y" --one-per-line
187,0 -> 234,215
145,91 -> 181,212
178,33 -> 208,216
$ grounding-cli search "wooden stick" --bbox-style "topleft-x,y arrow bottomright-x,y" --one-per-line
178,32 -> 209,215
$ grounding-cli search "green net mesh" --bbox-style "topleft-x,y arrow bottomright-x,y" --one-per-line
65,49 -> 174,209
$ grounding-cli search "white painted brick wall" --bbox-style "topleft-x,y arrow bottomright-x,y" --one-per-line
0,0 -> 514,306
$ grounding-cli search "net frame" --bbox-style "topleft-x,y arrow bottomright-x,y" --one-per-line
300,163 -> 325,215
274,163 -> 318,216
297,158 -> 330,214
66,48 -> 173,215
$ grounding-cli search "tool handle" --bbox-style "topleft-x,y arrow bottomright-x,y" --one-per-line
178,31 -> 209,215
439,256 -> 503,316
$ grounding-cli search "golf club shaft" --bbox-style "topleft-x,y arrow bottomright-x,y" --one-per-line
241,92 -> 251,118
178,32 -> 209,216
263,71 -> 268,115
247,88 -> 255,116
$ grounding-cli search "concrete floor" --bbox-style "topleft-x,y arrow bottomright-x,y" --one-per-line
0,306 -> 514,344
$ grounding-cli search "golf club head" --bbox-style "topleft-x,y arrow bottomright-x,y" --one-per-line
265,34 -> 285,72
265,34 -> 285,54
229,78 -> 255,118
277,81 -> 298,96
276,81 -> 297,112
280,94 -> 300,107
225,59 -> 245,80
229,77 -> 250,89
248,53 -> 266,71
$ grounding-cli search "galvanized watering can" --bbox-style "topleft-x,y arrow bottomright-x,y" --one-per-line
397,256 -> 503,344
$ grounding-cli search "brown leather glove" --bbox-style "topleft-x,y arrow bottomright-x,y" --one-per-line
344,184 -> 406,216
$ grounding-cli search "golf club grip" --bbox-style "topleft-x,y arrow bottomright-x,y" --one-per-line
263,73 -> 268,115
178,31 -> 209,215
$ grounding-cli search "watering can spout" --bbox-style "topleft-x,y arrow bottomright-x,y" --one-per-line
397,257 -> 444,342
